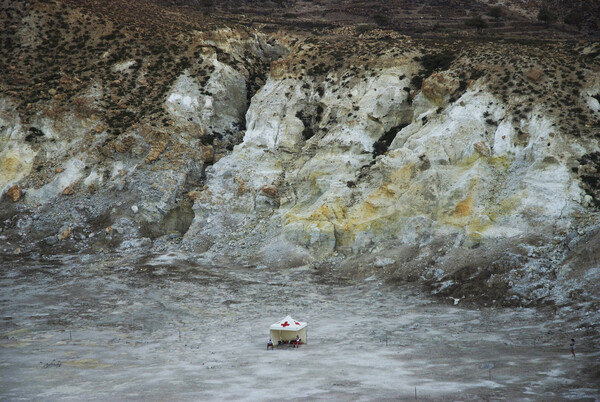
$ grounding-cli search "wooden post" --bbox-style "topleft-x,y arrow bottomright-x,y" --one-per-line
415,386 -> 417,400
179,330 -> 181,342
69,330 -> 72,341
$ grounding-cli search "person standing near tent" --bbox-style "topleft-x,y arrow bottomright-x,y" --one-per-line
570,338 -> 575,359
267,338 -> 274,350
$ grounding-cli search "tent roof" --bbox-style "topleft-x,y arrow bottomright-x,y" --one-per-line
270,315 -> 307,331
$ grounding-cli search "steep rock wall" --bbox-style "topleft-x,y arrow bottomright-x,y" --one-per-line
184,37 -> 600,307
0,0 -> 286,251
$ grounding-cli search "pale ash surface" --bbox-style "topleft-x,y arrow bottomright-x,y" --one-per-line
1,253 -> 598,401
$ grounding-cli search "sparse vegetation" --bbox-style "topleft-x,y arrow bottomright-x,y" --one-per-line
537,5 -> 557,25
465,15 -> 488,30
355,24 -> 375,34
422,51 -> 456,73
487,6 -> 503,21
564,10 -> 584,28
373,13 -> 390,27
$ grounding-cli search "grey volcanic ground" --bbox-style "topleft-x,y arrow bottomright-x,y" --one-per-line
1,252 -> 598,400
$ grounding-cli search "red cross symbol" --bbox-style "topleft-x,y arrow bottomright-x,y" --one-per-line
281,321 -> 290,327
294,321 -> 300,325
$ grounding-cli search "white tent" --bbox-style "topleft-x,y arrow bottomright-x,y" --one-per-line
269,315 -> 307,345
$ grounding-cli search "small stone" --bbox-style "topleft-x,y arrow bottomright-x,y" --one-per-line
44,235 -> 58,245
145,140 -> 167,163
6,185 -> 22,202
474,141 -> 490,157
48,88 -> 57,95
188,191 -> 201,201
62,185 -> 74,195
526,67 -> 543,82
59,227 -> 72,240
14,247 -> 21,255
374,257 -> 395,267
201,145 -> 214,163
131,205 -> 139,213
261,185 -> 279,199
55,166 -> 64,173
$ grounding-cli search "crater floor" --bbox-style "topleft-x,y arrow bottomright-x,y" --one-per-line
1,253 -> 597,400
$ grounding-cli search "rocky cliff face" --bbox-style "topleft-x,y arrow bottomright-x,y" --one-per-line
1,0 -> 599,317
182,33 -> 600,312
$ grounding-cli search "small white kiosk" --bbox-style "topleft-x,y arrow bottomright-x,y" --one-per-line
269,315 -> 307,345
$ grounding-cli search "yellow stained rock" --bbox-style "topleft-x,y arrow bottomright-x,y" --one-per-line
453,195 -> 474,217
62,359 -> 112,369
305,203 -> 341,222
1,154 -> 32,189
421,72 -> 459,105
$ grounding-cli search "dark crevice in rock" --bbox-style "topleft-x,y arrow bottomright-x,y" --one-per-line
25,127 -> 45,142
372,123 -> 409,157
577,151 -> 600,208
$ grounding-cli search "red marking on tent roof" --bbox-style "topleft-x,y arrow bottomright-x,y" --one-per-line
281,321 -> 290,327
294,321 -> 300,325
